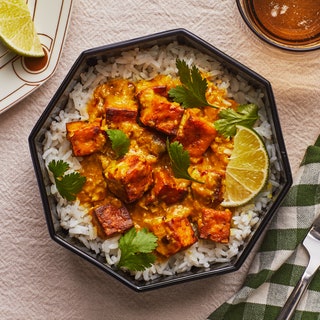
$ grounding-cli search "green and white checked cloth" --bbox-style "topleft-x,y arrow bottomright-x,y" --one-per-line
208,136 -> 320,320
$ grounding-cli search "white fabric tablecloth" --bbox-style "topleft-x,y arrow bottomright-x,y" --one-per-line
1,1 -> 320,319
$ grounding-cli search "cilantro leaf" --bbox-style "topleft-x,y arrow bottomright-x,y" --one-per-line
48,159 -> 69,177
119,252 -> 156,272
55,172 -> 86,201
118,228 -> 158,271
168,59 -> 217,109
48,160 -> 86,201
214,103 -> 259,137
166,139 -> 203,184
106,129 -> 130,158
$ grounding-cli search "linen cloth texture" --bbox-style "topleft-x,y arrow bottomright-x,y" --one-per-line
208,136 -> 320,320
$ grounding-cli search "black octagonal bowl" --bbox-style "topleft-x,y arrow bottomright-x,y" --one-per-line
29,28 -> 292,291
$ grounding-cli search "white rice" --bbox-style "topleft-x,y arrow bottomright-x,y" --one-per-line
42,42 -> 279,281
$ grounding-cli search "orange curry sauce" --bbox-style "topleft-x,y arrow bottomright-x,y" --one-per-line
66,74 -> 237,258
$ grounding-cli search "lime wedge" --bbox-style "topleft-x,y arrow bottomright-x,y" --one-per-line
0,0 -> 44,57
221,125 -> 269,207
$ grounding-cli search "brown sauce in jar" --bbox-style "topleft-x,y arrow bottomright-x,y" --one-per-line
244,0 -> 320,45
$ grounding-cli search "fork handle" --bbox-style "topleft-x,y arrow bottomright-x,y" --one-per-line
276,263 -> 317,320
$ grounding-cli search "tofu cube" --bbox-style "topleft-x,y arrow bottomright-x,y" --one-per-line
138,87 -> 184,135
104,154 -> 153,203
106,108 -> 138,124
66,119 -> 106,157
91,79 -> 138,123
152,168 -> 189,205
198,208 -> 232,243
150,216 -> 197,257
104,79 -> 138,123
175,110 -> 217,158
94,204 -> 133,237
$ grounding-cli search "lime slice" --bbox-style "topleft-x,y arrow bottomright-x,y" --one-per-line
221,125 -> 269,207
0,0 -> 44,57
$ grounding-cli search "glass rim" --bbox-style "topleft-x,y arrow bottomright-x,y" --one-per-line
236,0 -> 320,52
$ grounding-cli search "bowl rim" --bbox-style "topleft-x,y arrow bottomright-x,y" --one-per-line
236,0 -> 320,52
28,28 -> 292,291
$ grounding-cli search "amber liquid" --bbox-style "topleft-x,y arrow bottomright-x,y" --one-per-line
244,0 -> 320,46
23,48 -> 48,72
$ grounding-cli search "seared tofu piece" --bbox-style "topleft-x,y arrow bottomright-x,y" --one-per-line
104,154 -> 153,203
175,110 -> 217,158
149,216 -> 197,257
89,79 -> 138,123
66,119 -> 106,157
106,107 -> 138,124
191,169 -> 224,206
151,168 -> 189,205
198,208 -> 232,243
104,80 -> 138,123
138,87 -> 184,135
94,204 -> 133,237
114,121 -> 166,157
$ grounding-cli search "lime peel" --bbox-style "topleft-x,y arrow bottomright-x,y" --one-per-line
221,125 -> 270,207
0,0 -> 44,57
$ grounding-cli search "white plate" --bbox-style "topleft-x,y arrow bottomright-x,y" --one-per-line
0,0 -> 73,114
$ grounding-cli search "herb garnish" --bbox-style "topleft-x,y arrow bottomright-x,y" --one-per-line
168,59 -> 218,109
169,59 -> 259,138
214,103 -> 259,137
48,160 -> 86,201
106,129 -> 130,158
118,228 -> 158,271
166,139 -> 203,184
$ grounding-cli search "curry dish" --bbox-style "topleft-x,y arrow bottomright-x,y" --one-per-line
66,74 -> 237,259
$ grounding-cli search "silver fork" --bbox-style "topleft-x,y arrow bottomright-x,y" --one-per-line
276,214 -> 320,320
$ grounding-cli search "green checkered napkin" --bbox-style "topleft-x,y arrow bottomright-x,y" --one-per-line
208,136 -> 320,320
